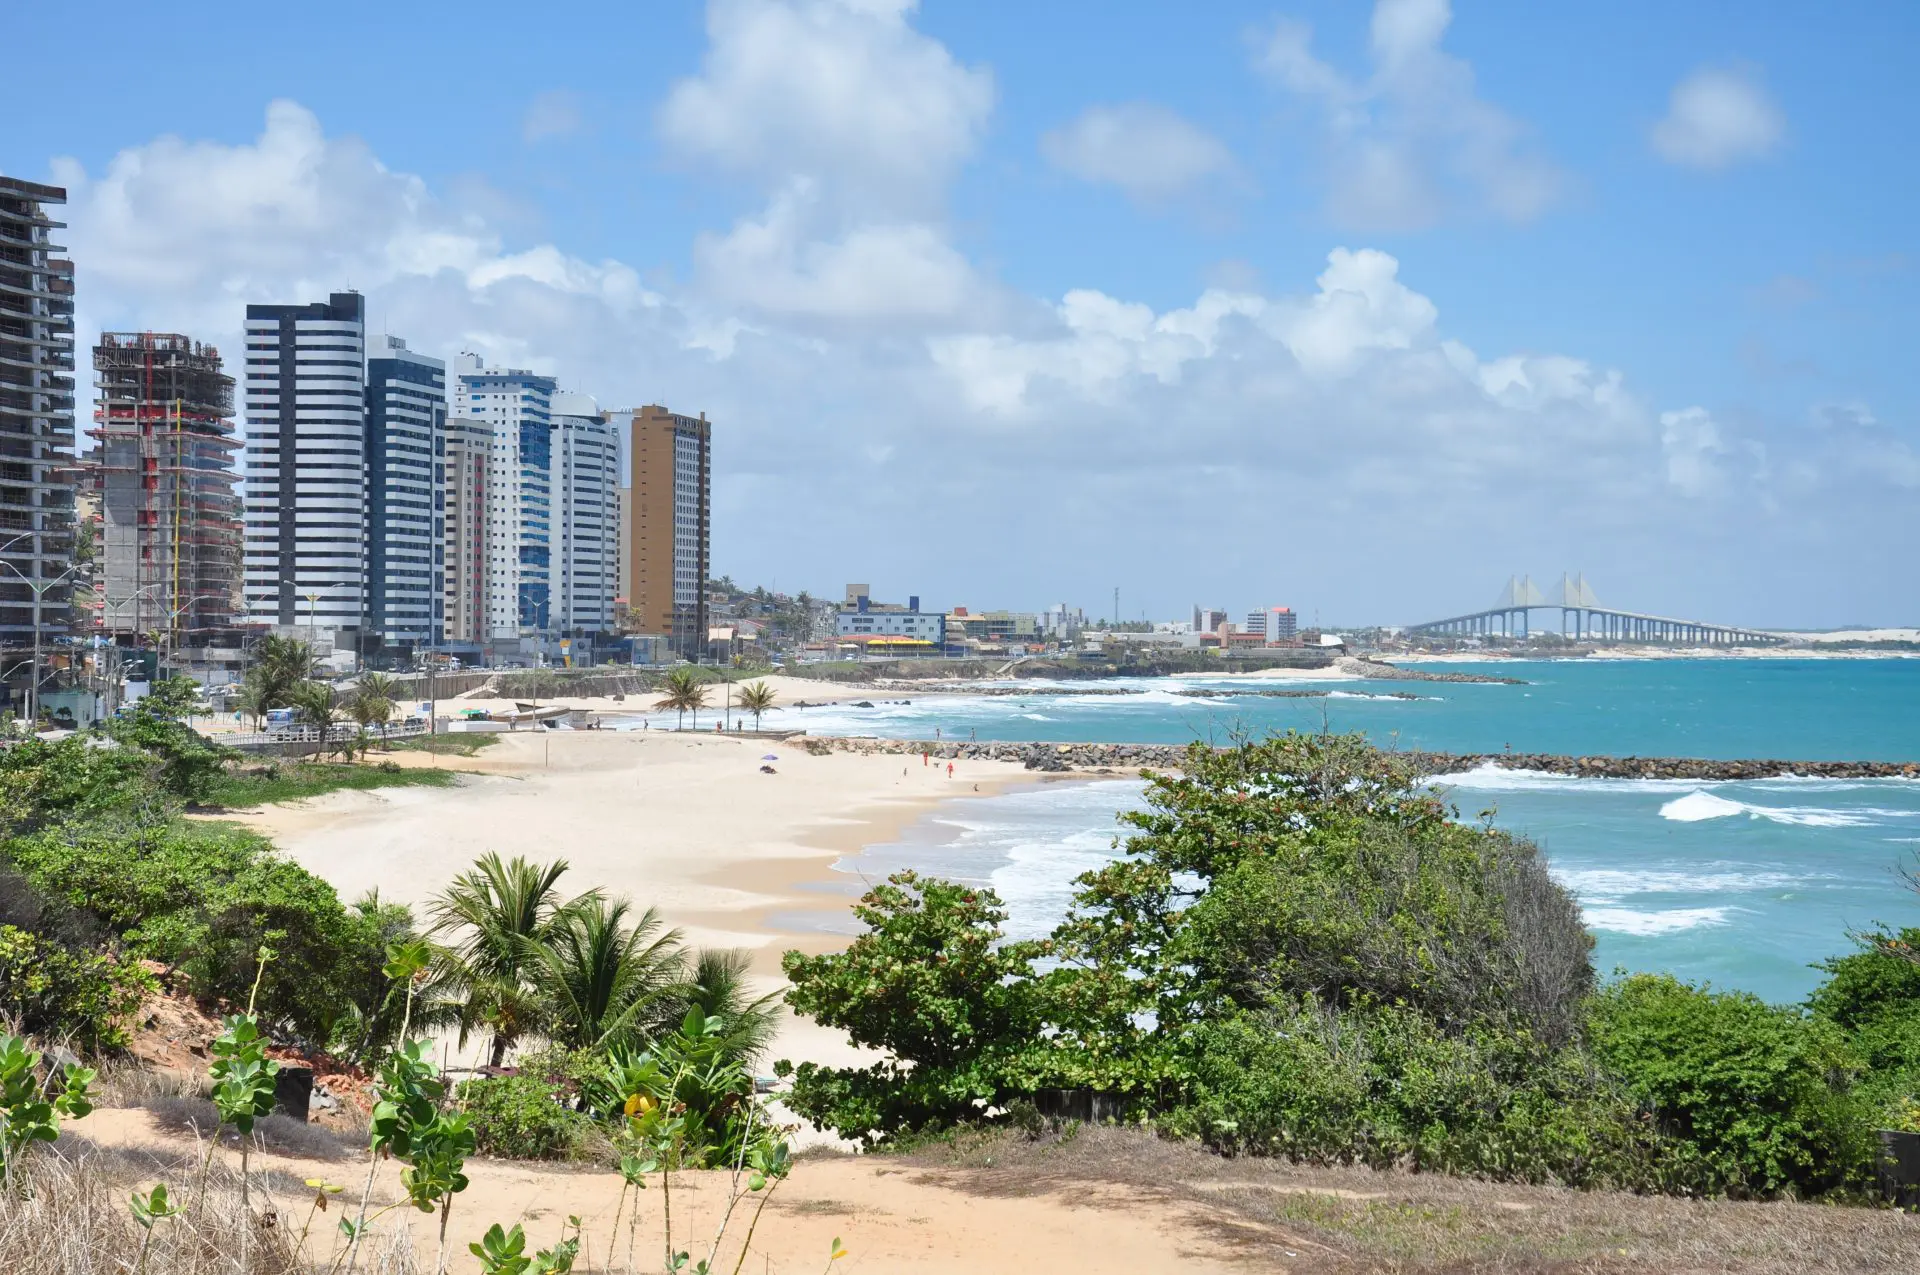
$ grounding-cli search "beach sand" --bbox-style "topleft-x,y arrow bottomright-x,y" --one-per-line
225,729 -> 1034,1070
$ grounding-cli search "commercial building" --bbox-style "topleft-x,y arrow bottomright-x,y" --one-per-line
241,292 -> 366,638
440,416 -> 492,645
552,393 -> 620,635
0,177 -> 77,704
1267,607 -> 1298,644
90,332 -> 240,639
623,404 -> 710,655
364,335 -> 445,650
1193,606 -> 1229,634
836,594 -> 944,642
1040,603 -> 1085,637
451,354 -> 556,638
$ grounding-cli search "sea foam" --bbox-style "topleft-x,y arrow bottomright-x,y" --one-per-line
1583,906 -> 1733,936
1659,791 -> 1875,827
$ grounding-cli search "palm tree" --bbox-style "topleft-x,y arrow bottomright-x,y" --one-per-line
680,948 -> 782,1067
350,672 -> 398,744
736,681 -> 777,731
653,667 -> 710,731
428,853 -> 599,1067
235,635 -> 317,725
287,679 -> 339,753
537,896 -> 687,1051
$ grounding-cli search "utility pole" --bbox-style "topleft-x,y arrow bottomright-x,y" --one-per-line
1113,586 -> 1120,629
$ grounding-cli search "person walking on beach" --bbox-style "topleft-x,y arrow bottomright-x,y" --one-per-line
923,750 -> 930,767
947,761 -> 955,779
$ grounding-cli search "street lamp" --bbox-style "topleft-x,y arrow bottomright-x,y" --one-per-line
302,582 -> 358,656
0,532 -> 80,729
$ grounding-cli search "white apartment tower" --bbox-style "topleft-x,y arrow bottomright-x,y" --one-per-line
242,292 -> 366,636
551,392 -> 621,635
450,354 -> 555,639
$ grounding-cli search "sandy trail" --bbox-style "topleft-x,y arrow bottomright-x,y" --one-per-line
73,1108 -> 1268,1274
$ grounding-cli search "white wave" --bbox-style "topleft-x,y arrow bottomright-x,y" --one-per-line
1020,713 -> 1056,721
1659,792 -> 1747,822
1427,762 -> 1701,795
1584,906 -> 1733,936
1659,791 -> 1875,827
1554,866 -> 1812,902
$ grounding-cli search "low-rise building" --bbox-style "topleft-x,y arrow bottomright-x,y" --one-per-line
835,593 -> 944,643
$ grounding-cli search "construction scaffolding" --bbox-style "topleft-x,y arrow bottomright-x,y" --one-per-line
90,332 -> 240,640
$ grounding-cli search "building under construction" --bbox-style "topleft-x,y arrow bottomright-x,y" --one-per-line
91,332 -> 240,640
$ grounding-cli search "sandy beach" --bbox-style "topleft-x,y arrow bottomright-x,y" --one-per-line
224,728 -> 1035,1068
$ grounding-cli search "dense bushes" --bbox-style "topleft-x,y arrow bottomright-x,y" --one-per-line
1588,974 -> 1876,1196
457,1071 -> 593,1161
0,708 -> 407,1053
782,732 -> 1916,1202
0,924 -> 154,1051
4,818 -> 386,1045
1171,997 -> 1667,1189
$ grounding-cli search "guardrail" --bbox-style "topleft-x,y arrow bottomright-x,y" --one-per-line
222,721 -> 431,749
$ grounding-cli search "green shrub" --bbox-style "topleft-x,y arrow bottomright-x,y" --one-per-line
1807,929 -> 1920,1119
102,683 -> 235,803
1588,974 -> 1877,1197
5,817 -> 374,1044
1170,996 -> 1665,1189
0,924 -> 155,1051
457,1071 -> 591,1161
1052,733 -> 1594,1059
779,872 -> 1063,1143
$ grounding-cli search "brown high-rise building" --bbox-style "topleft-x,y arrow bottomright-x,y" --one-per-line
91,333 -> 240,640
623,405 -> 710,656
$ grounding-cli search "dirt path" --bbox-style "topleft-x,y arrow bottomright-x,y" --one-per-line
72,1108 -> 1282,1274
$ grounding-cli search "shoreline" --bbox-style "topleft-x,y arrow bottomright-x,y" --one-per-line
222,729 -> 1037,1070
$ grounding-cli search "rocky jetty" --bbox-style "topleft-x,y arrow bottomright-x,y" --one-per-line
808,735 -> 1920,781
1175,688 -> 1423,700
1336,657 -> 1527,685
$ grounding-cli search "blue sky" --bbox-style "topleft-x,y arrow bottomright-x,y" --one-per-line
9,1 -> 1916,626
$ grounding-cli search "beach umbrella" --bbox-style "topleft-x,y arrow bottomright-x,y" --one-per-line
762,753 -> 779,760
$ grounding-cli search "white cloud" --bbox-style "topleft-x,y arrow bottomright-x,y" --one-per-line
1660,407 -> 1728,495
691,180 -> 984,321
521,91 -> 584,144
657,0 -> 992,214
1253,0 -> 1561,230
657,0 -> 996,322
1651,65 -> 1784,170
46,70 -> 1914,620
1040,103 -> 1236,201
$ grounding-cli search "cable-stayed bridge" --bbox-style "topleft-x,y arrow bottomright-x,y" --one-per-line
1405,575 -> 1784,646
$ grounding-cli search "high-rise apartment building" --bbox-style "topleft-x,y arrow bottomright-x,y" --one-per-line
623,405 -> 710,654
365,336 -> 445,649
241,292 -> 366,638
451,354 -> 555,638
0,177 -> 77,699
551,393 -> 620,635
91,333 -> 239,639
440,416 -> 491,646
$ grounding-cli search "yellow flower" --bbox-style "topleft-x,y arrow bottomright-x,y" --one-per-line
623,1093 -> 656,1117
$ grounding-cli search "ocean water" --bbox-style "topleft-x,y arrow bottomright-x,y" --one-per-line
812,659 -> 1920,1004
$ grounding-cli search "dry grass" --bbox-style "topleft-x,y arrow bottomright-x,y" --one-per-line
0,1142 -> 420,1275
899,1125 -> 1920,1274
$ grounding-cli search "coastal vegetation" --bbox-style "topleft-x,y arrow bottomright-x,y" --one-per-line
780,731 -> 1920,1202
0,684 -> 813,1273
4,695 -> 1919,1269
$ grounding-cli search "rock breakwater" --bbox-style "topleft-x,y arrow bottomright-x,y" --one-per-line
808,735 -> 1920,781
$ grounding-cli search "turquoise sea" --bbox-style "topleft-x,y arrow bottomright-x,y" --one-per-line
778,658 -> 1920,1004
